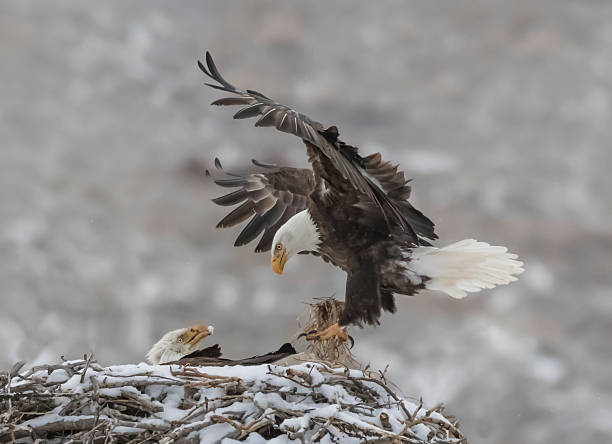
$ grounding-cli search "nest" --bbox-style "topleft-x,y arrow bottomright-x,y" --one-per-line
1,356 -> 467,443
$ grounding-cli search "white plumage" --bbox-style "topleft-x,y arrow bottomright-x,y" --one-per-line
272,209 -> 322,259
146,324 -> 214,365
409,239 -> 524,299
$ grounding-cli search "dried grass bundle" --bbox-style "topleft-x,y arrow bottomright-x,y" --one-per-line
298,297 -> 362,369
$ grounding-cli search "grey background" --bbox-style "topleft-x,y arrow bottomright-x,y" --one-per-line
2,1 -> 611,443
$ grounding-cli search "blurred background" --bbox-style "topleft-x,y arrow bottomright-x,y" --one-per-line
2,1 -> 611,443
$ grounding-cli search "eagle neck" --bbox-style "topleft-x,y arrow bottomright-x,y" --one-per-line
146,333 -> 184,364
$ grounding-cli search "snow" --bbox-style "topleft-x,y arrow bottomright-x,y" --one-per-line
46,369 -> 71,384
222,433 -> 298,444
4,360 -> 463,443
199,423 -> 235,443
413,423 -> 431,441
23,413 -> 93,429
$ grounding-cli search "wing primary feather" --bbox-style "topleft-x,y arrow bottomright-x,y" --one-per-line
204,82 -> 234,93
197,59 -> 210,77
234,215 -> 267,246
254,229 -> 275,253
251,159 -> 278,169
246,89 -> 271,100
211,97 -> 252,106
214,178 -> 247,188
205,52 -> 237,91
255,207 -> 295,252
216,202 -> 255,228
254,196 -> 276,214
211,189 -> 248,206
259,201 -> 285,227
248,187 -> 272,203
233,104 -> 264,119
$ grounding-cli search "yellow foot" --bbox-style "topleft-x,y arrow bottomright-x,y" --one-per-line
299,323 -> 353,347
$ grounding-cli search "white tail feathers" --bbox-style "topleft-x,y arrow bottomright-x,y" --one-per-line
409,239 -> 524,299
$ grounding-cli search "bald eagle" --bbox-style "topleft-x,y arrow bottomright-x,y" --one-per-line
146,323 -> 296,366
146,324 -> 215,364
200,52 -> 524,342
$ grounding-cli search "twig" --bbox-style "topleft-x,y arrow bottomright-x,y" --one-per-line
80,353 -> 94,383
5,361 -> 25,418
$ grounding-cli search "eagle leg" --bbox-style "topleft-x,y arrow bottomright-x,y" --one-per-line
299,323 -> 354,347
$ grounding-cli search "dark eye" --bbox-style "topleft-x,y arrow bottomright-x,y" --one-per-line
275,244 -> 282,250
178,337 -> 183,343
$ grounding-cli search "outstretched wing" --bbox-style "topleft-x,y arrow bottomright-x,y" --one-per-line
209,158 -> 315,253
199,52 -> 428,242
198,53 -> 356,186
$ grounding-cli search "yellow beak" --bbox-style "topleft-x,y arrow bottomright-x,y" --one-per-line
271,247 -> 288,274
185,324 -> 214,348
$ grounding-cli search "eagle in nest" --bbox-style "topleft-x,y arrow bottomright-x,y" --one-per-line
146,324 -> 296,366
200,52 -> 524,342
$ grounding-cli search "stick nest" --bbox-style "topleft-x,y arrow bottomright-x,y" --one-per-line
1,356 -> 467,443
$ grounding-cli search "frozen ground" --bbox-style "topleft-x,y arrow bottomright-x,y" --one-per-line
1,1 -> 612,443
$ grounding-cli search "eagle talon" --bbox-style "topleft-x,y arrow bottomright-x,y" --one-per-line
299,323 -> 350,344
348,335 -> 355,349
297,330 -> 319,340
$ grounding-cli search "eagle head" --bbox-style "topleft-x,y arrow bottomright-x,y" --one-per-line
146,323 -> 214,365
271,210 -> 321,275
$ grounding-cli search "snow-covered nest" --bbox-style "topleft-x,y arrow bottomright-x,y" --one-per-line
1,358 -> 467,443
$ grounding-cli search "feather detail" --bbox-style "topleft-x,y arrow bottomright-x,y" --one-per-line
408,239 -> 524,299
209,157 -> 315,252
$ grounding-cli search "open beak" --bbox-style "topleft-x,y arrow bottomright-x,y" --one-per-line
271,247 -> 287,274
185,324 -> 214,349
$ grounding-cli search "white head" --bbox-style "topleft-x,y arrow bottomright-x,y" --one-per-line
271,210 -> 321,274
146,324 -> 214,365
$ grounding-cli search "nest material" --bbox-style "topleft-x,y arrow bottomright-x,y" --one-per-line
0,356 -> 467,443
299,297 -> 362,369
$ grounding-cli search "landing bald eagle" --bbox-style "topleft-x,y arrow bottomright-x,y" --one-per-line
200,52 -> 523,341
